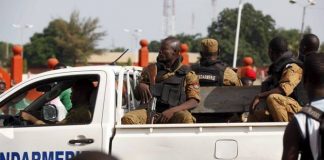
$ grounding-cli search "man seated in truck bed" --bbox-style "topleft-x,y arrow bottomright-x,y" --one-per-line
249,37 -> 306,122
121,37 -> 200,124
190,38 -> 243,122
191,38 -> 242,87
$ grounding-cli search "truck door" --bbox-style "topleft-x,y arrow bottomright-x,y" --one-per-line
0,71 -> 107,159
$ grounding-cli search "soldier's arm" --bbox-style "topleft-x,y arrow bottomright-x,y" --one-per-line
223,67 -> 242,86
138,69 -> 150,84
251,64 -> 303,113
134,72 -> 150,100
62,108 -> 91,124
282,118 -> 301,160
185,71 -> 200,101
250,83 -> 284,113
160,71 -> 200,123
134,71 -> 151,102
168,71 -> 200,112
20,111 -> 46,125
256,64 -> 302,99
167,99 -> 198,114
279,63 -> 303,96
134,64 -> 155,103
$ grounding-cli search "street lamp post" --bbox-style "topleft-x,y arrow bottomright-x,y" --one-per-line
124,28 -> 143,52
301,6 -> 307,34
289,0 -> 315,35
12,24 -> 33,44
232,0 -> 243,68
123,28 -> 143,65
300,3 -> 315,34
12,24 -> 33,58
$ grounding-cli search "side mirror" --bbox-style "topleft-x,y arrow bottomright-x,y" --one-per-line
42,104 -> 58,121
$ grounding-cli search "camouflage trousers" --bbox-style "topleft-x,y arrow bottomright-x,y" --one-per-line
121,109 -> 196,124
248,94 -> 302,122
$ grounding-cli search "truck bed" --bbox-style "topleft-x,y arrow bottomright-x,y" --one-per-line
112,122 -> 287,160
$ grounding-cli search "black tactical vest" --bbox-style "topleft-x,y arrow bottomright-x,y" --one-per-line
191,60 -> 227,86
262,52 -> 308,106
150,64 -> 190,113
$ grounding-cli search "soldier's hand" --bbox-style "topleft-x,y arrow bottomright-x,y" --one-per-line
20,111 -> 32,121
161,108 -> 176,123
249,96 -> 260,114
136,83 -> 152,104
20,111 -> 44,125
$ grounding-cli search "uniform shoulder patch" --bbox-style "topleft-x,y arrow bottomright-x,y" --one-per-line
285,63 -> 293,68
192,82 -> 200,89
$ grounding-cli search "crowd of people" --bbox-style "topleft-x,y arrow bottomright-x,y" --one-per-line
120,33 -> 322,159
122,34 -> 320,123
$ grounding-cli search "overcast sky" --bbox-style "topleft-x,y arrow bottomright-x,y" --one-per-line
0,0 -> 323,50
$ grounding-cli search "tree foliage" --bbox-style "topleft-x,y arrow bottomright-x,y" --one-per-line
175,33 -> 203,52
110,47 -> 126,52
24,11 -> 106,67
208,3 -> 276,66
0,42 -> 13,67
148,33 -> 202,52
147,3 -> 320,67
274,28 -> 300,55
148,40 -> 160,52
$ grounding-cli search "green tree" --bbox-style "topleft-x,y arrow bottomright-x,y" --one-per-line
274,28 -> 300,55
24,10 -> 106,67
110,47 -> 126,52
0,42 -> 7,62
303,26 -> 312,35
148,40 -> 160,52
208,3 -> 275,66
148,33 -> 203,53
0,42 -> 14,67
126,58 -> 132,66
175,33 -> 203,52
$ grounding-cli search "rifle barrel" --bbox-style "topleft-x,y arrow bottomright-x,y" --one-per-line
110,49 -> 129,65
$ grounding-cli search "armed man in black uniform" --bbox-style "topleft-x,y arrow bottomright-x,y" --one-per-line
191,38 -> 242,86
121,37 -> 200,124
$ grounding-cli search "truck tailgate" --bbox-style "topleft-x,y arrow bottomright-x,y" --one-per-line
112,123 -> 287,160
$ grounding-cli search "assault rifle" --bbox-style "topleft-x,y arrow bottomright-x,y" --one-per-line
144,64 -> 160,124
147,97 -> 157,124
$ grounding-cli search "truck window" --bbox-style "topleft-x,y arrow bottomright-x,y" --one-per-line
0,75 -> 99,127
0,88 -> 42,116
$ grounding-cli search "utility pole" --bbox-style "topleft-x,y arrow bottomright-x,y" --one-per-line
123,28 -> 143,64
211,0 -> 218,22
12,24 -> 33,58
233,0 -> 243,68
191,12 -> 195,34
289,0 -> 315,35
6,42 -> 9,59
301,6 -> 306,34
163,0 -> 176,36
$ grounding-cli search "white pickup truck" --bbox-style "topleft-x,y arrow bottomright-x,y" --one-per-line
0,65 -> 287,160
